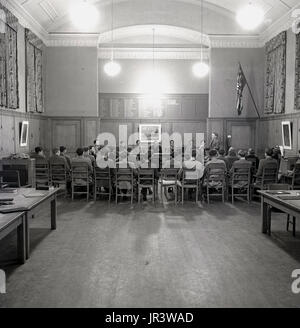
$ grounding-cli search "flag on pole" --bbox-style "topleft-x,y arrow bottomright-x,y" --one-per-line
236,63 -> 247,116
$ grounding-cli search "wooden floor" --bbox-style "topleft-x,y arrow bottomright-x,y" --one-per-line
0,197 -> 300,308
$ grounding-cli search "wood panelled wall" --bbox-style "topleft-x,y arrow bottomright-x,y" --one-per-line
0,109 -> 47,158
257,113 -> 300,156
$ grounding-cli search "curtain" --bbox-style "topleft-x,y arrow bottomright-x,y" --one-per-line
25,29 -> 44,113
0,4 -> 19,109
296,33 -> 300,111
265,31 -> 286,114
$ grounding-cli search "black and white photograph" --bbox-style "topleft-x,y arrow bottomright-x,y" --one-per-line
1,0 -> 300,315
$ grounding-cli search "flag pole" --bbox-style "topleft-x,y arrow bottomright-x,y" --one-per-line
239,62 -> 261,119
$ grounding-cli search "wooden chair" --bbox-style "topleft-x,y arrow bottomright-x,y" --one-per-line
252,163 -> 278,197
177,168 -> 200,204
0,170 -> 21,188
160,169 -> 179,205
71,163 -> 90,201
35,159 -> 50,190
267,184 -> 296,237
50,163 -> 68,197
205,163 -> 226,204
94,167 -> 112,202
137,169 -> 155,203
230,163 -> 252,204
115,168 -> 135,204
291,163 -> 300,190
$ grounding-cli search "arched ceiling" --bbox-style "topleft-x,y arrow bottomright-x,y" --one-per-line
6,0 -> 300,45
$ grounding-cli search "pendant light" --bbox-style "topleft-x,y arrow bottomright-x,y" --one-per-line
236,2 -> 264,30
70,0 -> 99,31
104,0 -> 121,77
193,0 -> 209,78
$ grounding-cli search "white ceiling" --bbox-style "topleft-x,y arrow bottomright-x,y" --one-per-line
4,0 -> 300,47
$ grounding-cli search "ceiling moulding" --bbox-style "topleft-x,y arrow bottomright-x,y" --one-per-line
46,34 -> 99,47
98,47 -> 210,60
0,0 -> 48,42
210,35 -> 262,48
260,3 -> 300,44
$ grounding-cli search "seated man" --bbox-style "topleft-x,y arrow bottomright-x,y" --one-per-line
49,148 -> 70,189
50,148 -> 68,167
230,150 -> 252,188
60,146 -> 71,170
183,151 -> 205,180
71,148 -> 93,186
31,147 -> 46,160
204,149 -> 226,189
255,148 -> 278,184
83,147 -> 96,167
225,148 -> 239,171
246,148 -> 259,170
218,149 -> 229,172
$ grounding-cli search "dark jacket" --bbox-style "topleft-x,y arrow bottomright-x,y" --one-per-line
256,157 -> 278,177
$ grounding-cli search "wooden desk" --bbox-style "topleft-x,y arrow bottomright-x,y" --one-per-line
0,158 -> 36,187
259,191 -> 300,235
0,188 -> 58,259
0,212 -> 26,264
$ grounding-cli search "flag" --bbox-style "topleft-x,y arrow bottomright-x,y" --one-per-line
236,63 -> 247,116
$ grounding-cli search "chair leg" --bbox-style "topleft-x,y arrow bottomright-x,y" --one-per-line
287,215 -> 290,231
115,186 -> 118,204
182,187 -> 184,205
293,217 -> 296,237
207,187 -> 209,204
196,186 -> 199,203
232,187 -> 234,204
138,187 -> 141,204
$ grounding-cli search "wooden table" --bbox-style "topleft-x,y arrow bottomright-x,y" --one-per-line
0,188 -> 59,259
0,212 -> 26,264
259,190 -> 300,235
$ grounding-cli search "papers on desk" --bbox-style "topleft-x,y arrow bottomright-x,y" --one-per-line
0,188 -> 17,194
278,195 -> 300,201
266,191 -> 291,195
23,192 -> 45,198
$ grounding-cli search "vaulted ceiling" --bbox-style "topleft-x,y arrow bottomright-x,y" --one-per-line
4,0 -> 300,46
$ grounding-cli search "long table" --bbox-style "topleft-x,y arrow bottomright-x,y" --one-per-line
259,191 -> 300,235
0,212 -> 26,264
0,188 -> 59,259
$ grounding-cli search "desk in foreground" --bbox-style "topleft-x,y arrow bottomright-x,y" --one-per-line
0,212 -> 26,264
259,191 -> 300,235
0,188 -> 59,259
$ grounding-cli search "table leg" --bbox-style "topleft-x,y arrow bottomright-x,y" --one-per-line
261,197 -> 269,234
51,196 -> 57,230
25,213 -> 30,260
17,216 -> 26,264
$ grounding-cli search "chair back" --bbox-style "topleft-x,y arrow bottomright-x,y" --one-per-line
72,163 -> 89,185
261,163 -> 278,187
268,184 -> 291,191
292,163 -> 300,189
35,159 -> 50,188
161,168 -> 179,181
232,163 -> 251,187
94,167 -> 111,187
0,170 -> 21,188
206,163 -> 226,183
181,167 -> 199,185
138,169 -> 155,186
50,163 -> 67,183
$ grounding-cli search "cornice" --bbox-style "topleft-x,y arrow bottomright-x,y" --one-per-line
98,47 -> 210,60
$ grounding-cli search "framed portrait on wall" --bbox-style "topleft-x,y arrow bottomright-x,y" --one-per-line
282,121 -> 292,150
139,124 -> 161,143
20,121 -> 29,147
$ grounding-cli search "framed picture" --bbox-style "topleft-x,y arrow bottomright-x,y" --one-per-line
20,121 -> 29,147
139,124 -> 161,143
282,121 -> 292,150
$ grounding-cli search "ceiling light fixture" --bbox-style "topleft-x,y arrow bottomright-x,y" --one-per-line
193,0 -> 209,78
236,2 -> 264,30
104,0 -> 121,77
70,0 -> 99,31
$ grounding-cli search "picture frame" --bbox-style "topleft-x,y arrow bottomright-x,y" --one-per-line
282,121 -> 292,150
20,121 -> 29,147
139,124 -> 162,143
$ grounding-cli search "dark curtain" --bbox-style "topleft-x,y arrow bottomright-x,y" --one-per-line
296,33 -> 300,111
265,31 -> 286,115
